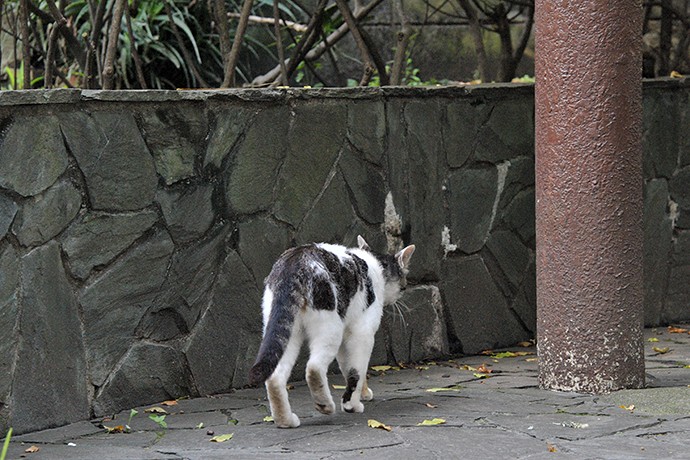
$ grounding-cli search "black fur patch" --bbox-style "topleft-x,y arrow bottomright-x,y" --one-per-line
342,368 -> 360,408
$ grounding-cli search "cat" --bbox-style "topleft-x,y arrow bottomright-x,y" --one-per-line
248,235 -> 415,428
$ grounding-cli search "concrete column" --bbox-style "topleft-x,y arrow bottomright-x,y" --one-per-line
535,1 -> 645,393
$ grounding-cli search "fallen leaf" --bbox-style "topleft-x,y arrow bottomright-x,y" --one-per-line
426,385 -> 462,392
415,365 -> 430,371
417,418 -> 446,426
653,347 -> 670,354
620,404 -> 635,412
684,365 -> 690,369
425,403 -> 438,409
558,421 -> 589,429
367,419 -> 392,432
490,351 -> 533,359
517,341 -> 533,347
473,373 -> 491,379
263,416 -> 274,423
332,384 -> 346,390
547,443 -> 557,452
647,337 -> 660,342
145,406 -> 168,414
371,365 -> 393,372
103,425 -> 127,434
210,433 -> 234,443
228,418 -> 239,425
459,364 -> 477,371
668,326 -> 688,334
160,400 -> 178,406
196,423 -> 204,429
670,70 -> 683,78
476,364 -> 492,374
25,445 -> 40,453
525,357 -> 538,362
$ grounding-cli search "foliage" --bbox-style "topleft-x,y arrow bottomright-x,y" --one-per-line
1,428 -> 11,460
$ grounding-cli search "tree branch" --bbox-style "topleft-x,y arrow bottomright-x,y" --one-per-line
19,0 -> 31,88
102,0 -> 126,89
125,3 -> 147,88
222,0 -> 254,88
390,0 -> 411,85
273,0 -> 288,86
334,0 -> 375,85
227,12 -> 308,32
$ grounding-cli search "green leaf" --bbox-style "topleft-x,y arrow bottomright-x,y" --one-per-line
647,337 -> 660,342
263,416 -> 274,423
148,414 -> 167,429
417,418 -> 446,426
473,373 -> 491,379
210,433 -> 234,443
332,384 -> 346,390
371,365 -> 393,372
1,427 -> 12,460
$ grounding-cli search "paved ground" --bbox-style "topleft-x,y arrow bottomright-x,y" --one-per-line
7,325 -> 690,459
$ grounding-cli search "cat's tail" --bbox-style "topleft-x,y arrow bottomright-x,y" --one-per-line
248,290 -> 297,386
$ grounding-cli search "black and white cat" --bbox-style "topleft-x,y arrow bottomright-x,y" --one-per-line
248,236 -> 415,428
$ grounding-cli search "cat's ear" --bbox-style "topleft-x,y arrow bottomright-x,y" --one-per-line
395,245 -> 415,269
357,235 -> 370,251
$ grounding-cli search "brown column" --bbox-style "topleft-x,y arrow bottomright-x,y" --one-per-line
535,1 -> 645,392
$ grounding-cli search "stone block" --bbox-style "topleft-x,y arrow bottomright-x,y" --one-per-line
11,180 -> 82,247
348,100 -> 385,165
669,165 -> 690,208
94,343 -> 193,416
296,171 -> 358,245
225,106 -> 289,215
156,184 -> 215,244
138,106 -> 208,185
501,188 -> 535,244
274,101 -> 346,226
340,146 -> 386,225
12,242 -> 89,434
61,210 -> 158,280
403,100 -> 446,280
445,100 -> 492,168
475,98 -> 534,163
643,90 -> 680,179
79,230 -> 175,386
511,260 -> 536,333
204,106 -> 251,169
0,245 -> 19,406
136,227 -> 228,340
497,157 -> 535,212
440,255 -> 529,355
0,115 -> 68,197
0,194 -> 18,240
238,216 -> 290,283
60,111 -> 157,211
447,167 -> 499,254
665,265 -> 690,323
387,285 -> 448,363
184,250 -> 262,395
485,230 -> 531,292
644,179 -> 673,325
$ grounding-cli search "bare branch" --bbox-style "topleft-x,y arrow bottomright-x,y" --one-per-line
214,0 -> 231,69
273,0 -> 288,86
227,12 -> 308,32
45,22 -> 59,88
457,0 -> 489,81
222,0 -> 254,88
390,0 -> 411,85
102,0 -> 126,89
335,0 -> 375,85
19,0 -> 31,88
125,3 -> 147,88
39,0 -> 87,71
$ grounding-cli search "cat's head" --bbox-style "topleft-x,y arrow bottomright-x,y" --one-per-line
357,235 -> 415,306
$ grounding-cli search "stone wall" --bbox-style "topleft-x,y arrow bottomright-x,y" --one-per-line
0,80 -> 688,435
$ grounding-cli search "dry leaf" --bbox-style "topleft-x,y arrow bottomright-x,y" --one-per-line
670,70 -> 683,78
160,400 -> 178,406
525,357 -> 538,362
620,404 -> 635,412
426,385 -> 462,392
460,364 -> 477,371
425,403 -> 438,409
367,419 -> 392,432
332,384 -> 346,390
415,365 -> 430,370
647,337 -> 659,342
473,373 -> 491,379
476,364 -> 492,374
547,443 -> 557,452
490,351 -> 533,359
417,418 -> 446,426
209,433 -> 234,443
103,425 -> 127,434
25,445 -> 40,453
653,347 -> 670,354
370,365 -> 393,372
668,326 -> 688,334
263,415 -> 274,423
145,406 -> 168,414
517,341 -> 533,347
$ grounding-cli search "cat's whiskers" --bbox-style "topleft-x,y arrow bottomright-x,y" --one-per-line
389,299 -> 410,331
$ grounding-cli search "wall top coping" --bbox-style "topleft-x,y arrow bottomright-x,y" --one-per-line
0,78 -> 686,107
0,84 -> 535,107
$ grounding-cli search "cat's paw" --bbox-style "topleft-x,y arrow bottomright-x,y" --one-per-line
342,400 -> 365,413
315,401 -> 336,415
276,413 -> 301,428
361,387 -> 373,401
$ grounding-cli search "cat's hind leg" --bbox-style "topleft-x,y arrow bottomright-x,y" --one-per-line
265,327 -> 303,428
304,312 -> 343,415
336,333 -> 375,413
